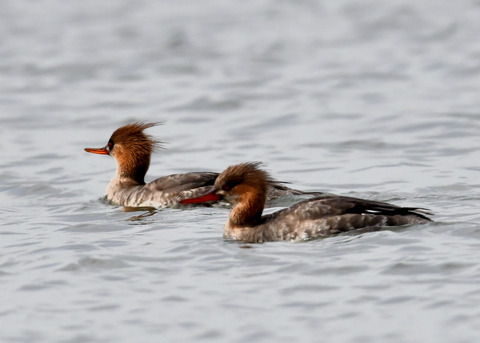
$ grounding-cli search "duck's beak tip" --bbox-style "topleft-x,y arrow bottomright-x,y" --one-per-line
84,147 -> 109,155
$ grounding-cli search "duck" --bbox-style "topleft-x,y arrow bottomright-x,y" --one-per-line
85,123 -> 314,208
180,162 -> 432,242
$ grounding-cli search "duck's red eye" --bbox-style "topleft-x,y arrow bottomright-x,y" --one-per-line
222,184 -> 231,191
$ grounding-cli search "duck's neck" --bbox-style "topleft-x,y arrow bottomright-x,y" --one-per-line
228,186 -> 266,228
116,157 -> 150,185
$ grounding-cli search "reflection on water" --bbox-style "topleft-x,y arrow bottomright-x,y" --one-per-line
125,208 -> 158,222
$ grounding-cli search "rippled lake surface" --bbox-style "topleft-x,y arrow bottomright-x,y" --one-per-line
1,1 -> 480,342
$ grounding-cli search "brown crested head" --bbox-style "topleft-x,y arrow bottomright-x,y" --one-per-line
214,162 -> 274,201
108,122 -> 163,184
179,162 -> 275,225
109,122 -> 162,153
212,162 -> 274,226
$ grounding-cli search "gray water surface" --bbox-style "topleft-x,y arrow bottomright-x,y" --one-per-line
1,1 -> 480,342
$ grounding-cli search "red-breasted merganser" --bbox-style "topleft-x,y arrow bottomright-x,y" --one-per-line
180,162 -> 432,242
85,123 -> 314,208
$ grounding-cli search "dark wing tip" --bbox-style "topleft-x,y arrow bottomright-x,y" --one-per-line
326,195 -> 433,221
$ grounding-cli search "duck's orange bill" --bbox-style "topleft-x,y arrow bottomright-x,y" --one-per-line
180,192 -> 221,204
84,147 -> 109,155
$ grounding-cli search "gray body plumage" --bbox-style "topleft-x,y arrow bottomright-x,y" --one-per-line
105,171 -> 314,208
224,195 -> 431,243
106,172 -> 219,207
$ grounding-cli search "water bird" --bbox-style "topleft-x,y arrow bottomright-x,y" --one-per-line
180,162 -> 432,242
85,123 -> 311,208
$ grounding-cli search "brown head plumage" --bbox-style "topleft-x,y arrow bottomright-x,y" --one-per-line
108,122 -> 162,184
213,162 -> 276,226
214,162 -> 274,196
85,122 -> 163,184
109,122 -> 163,154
